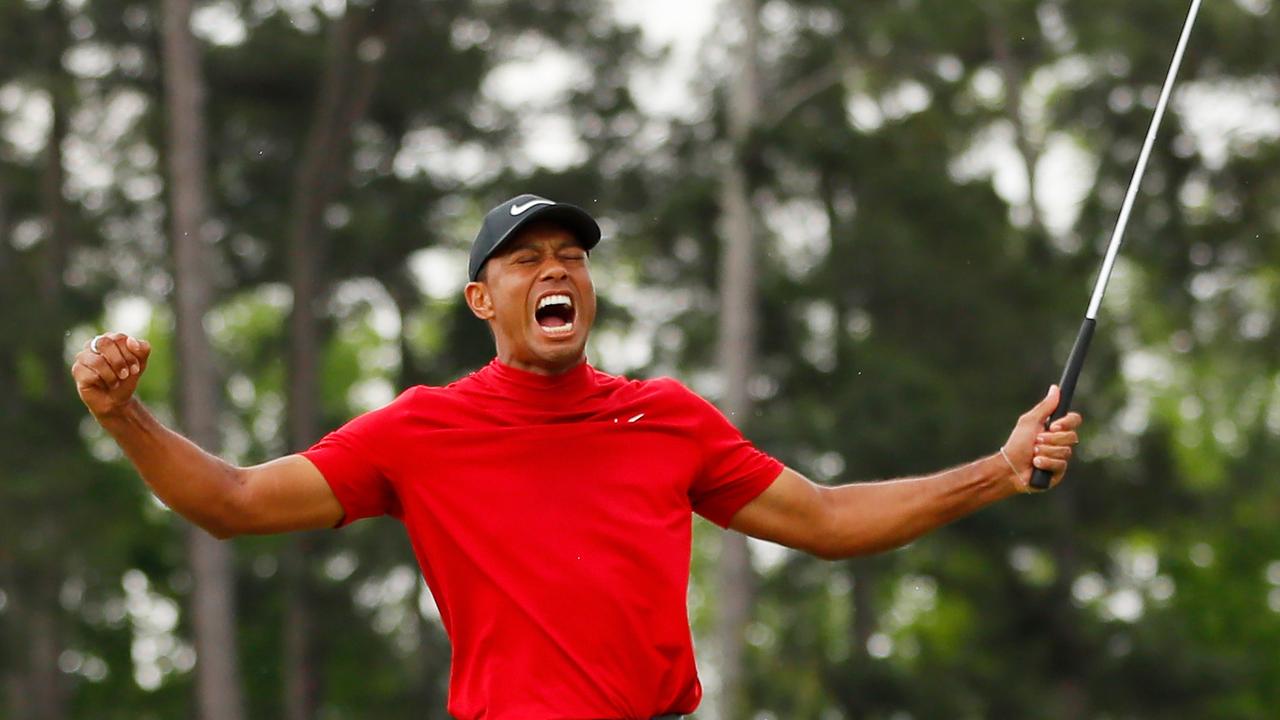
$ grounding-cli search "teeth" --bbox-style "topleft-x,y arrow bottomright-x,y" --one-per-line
538,294 -> 572,310
542,322 -> 574,335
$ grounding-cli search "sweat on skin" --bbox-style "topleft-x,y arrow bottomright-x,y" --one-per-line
71,194 -> 1083,720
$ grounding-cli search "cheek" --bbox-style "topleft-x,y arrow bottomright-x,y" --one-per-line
492,284 -> 528,326
577,271 -> 596,302
581,278 -> 599,316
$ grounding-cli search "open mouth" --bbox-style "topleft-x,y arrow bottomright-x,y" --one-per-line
534,293 -> 576,336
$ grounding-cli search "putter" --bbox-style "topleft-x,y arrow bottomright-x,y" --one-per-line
1030,0 -> 1203,490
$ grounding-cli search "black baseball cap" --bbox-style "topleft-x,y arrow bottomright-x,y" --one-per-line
468,194 -> 601,281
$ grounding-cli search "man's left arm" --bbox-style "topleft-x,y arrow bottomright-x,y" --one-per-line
729,385 -> 1082,559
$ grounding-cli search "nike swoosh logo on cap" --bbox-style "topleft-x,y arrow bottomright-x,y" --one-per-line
511,199 -> 555,216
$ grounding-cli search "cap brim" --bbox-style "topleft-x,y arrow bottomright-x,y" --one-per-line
504,203 -> 601,251
478,203 -> 601,279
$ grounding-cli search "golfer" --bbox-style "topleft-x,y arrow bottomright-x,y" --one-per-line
72,194 -> 1082,720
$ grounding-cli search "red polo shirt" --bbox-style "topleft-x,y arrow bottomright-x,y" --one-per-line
301,359 -> 782,719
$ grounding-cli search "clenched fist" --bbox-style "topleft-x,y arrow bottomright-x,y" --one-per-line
1000,385 -> 1082,494
71,332 -> 152,418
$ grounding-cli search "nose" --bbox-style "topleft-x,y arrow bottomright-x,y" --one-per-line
539,256 -> 568,281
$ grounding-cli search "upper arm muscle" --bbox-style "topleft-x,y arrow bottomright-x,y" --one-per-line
728,466 -> 831,555
234,455 -> 344,535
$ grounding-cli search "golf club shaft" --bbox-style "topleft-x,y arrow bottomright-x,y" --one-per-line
1029,0 -> 1202,490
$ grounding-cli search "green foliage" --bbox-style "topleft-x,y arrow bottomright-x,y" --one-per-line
2,0 -> 1279,717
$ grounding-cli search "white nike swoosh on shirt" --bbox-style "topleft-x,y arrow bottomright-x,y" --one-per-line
510,199 -> 554,216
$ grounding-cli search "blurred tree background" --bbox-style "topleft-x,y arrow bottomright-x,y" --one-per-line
1,0 -> 1278,717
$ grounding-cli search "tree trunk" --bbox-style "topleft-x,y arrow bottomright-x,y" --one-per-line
3,663 -> 25,720
161,0 -> 247,717
0,562 -> 69,720
712,0 -> 763,716
37,89 -> 67,315
19,43 -> 73,717
1049,489 -> 1086,719
280,538 -> 317,720
283,7 -> 388,718
36,2 -> 73,404
987,17 -> 1046,243
850,557 -> 877,655
0,176 -> 11,403
1,571 -> 31,720
387,270 -> 426,388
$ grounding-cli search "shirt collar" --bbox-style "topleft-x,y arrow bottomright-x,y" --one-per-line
485,357 -> 594,393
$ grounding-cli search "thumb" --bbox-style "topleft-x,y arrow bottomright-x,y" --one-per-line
1034,384 -> 1060,420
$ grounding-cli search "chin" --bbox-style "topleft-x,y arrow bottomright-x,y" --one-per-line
536,343 -> 587,370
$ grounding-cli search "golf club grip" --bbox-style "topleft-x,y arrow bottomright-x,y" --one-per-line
1029,317 -> 1097,490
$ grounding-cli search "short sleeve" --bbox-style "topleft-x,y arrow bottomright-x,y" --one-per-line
300,389 -> 413,527
675,384 -> 784,527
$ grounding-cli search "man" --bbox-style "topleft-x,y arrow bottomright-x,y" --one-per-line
73,194 -> 1082,720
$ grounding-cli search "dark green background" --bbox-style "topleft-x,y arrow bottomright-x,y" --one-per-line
2,0 -> 1278,717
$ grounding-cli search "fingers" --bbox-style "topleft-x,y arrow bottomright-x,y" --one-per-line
1005,393 -> 1083,494
94,335 -> 135,380
74,333 -> 152,397
107,333 -> 143,374
1034,443 -> 1073,461
105,332 -> 145,375
127,335 -> 152,365
1031,455 -> 1068,475
1036,430 -> 1078,447
86,332 -> 150,378
1049,412 -> 1083,432
71,357 -> 107,389
78,351 -> 123,389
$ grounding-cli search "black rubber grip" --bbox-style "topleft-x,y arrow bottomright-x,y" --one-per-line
1029,317 -> 1096,490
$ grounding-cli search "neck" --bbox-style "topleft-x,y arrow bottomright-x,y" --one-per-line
495,350 -> 586,376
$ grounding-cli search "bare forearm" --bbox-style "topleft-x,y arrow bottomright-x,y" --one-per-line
96,398 -> 244,538
74,333 -> 342,537
732,387 -> 1082,559
814,454 -> 1013,559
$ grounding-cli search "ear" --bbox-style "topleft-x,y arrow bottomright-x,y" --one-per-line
464,281 -> 495,320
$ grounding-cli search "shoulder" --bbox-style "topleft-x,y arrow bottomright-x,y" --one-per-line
354,377 -> 469,422
344,384 -> 429,428
635,375 -> 696,399
588,365 -> 682,396
393,378 -> 477,415
617,373 -> 719,415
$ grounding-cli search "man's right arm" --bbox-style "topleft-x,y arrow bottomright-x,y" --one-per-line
73,332 -> 343,539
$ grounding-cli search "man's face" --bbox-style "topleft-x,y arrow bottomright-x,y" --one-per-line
464,222 -> 596,375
